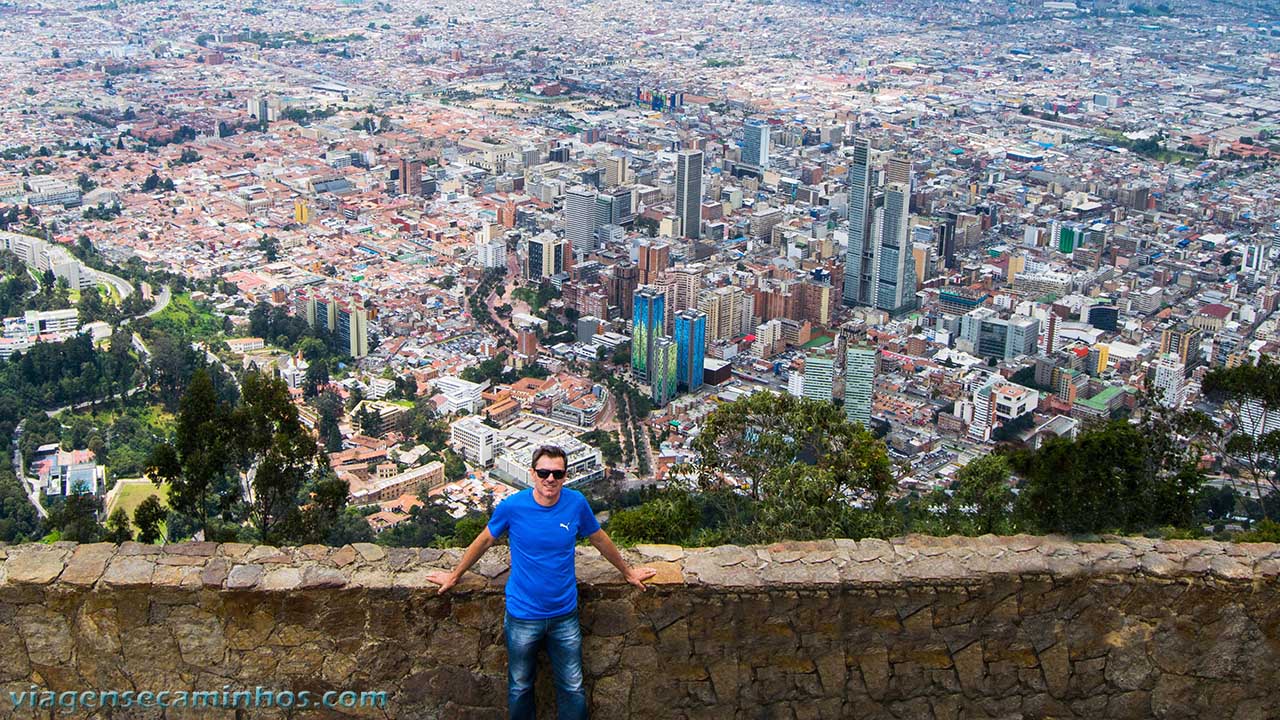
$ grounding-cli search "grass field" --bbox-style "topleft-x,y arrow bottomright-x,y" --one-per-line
104,478 -> 170,523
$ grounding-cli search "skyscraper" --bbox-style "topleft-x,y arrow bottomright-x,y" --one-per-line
667,264 -> 704,314
1159,323 -> 1201,369
674,309 -> 707,392
873,155 -> 918,317
398,157 -> 422,196
336,303 -> 369,359
742,118 -> 770,169
801,352 -> 835,403
637,241 -> 671,285
525,233 -> 565,279
632,286 -> 665,384
675,150 -> 703,240
652,337 -> 678,407
1153,353 -> 1187,409
845,345 -> 876,427
564,186 -> 598,256
842,138 -> 874,307
604,155 -> 629,187
610,262 -> 638,319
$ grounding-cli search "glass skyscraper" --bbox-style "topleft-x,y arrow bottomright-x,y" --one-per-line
652,337 -> 678,407
842,137 -> 874,307
742,118 -> 770,169
674,309 -> 706,392
632,286 -> 665,384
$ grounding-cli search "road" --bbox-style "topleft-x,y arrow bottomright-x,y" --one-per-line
143,284 -> 172,317
12,421 -> 47,519
95,267 -> 134,303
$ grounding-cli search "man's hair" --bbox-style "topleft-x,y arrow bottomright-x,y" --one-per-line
530,445 -> 568,469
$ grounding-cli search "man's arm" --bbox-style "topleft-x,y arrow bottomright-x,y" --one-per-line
426,527 -> 497,595
587,529 -> 657,591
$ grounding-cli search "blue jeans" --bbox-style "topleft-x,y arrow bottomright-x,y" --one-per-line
504,609 -> 588,720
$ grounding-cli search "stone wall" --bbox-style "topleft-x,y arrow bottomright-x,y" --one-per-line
1,535 -> 1279,719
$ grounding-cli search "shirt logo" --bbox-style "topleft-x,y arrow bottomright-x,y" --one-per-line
559,522 -> 571,532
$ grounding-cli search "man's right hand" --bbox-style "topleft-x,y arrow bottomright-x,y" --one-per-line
426,571 -> 457,595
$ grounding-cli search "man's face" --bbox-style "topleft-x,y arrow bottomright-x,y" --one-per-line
531,455 -> 568,498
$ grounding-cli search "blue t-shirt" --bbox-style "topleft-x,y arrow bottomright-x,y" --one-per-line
487,488 -> 601,620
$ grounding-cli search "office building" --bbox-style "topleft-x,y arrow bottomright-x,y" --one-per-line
845,345 -> 876,427
651,337 -> 678,407
477,238 -> 506,269
874,181 -> 917,316
564,186 -> 598,256
675,150 -> 703,239
434,376 -> 485,414
674,309 -> 707,392
801,352 -> 835,403
610,262 -> 638,319
742,118 -> 770,169
1159,323 -> 1201,369
398,157 -> 422,196
632,286 -> 665,384
699,285 -> 750,342
526,233 -> 565,279
843,138 -> 875,306
604,155 -> 628,187
596,186 -> 633,231
637,241 -> 671,284
960,308 -> 1040,361
451,416 -> 500,467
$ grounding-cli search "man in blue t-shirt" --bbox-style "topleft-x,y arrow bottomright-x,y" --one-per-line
427,445 -> 655,719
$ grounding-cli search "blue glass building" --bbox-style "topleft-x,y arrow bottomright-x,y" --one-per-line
674,309 -> 706,392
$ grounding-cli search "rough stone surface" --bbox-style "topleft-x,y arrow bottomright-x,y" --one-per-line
0,536 -> 1277,719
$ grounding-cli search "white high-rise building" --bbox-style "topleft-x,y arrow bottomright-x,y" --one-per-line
787,371 -> 805,397
845,345 -> 876,427
802,353 -> 835,403
1152,353 -> 1187,409
477,238 -> 505,269
564,186 -> 598,256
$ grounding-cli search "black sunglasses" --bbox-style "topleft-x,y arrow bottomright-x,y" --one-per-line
534,468 -> 567,480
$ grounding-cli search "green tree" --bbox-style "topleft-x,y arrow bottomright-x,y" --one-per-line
686,393 -> 897,542
447,513 -> 488,547
0,469 -> 43,542
133,494 -> 167,544
916,454 -> 1020,536
258,234 -> 280,263
233,371 -> 323,544
442,449 -> 466,481
1011,416 -> 1206,535
1203,357 -> 1280,520
47,486 -> 102,542
314,389 -> 345,452
953,455 -> 1015,535
303,358 -> 329,398
77,286 -> 108,324
607,490 -> 700,545
103,507 -> 133,543
146,368 -> 237,538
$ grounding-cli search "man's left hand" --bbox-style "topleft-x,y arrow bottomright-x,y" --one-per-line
625,567 -> 657,591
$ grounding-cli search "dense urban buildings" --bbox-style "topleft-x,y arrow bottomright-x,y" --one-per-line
1,0 -> 1279,535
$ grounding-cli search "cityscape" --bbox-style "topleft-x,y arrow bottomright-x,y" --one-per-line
1,0 -> 1279,549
